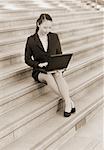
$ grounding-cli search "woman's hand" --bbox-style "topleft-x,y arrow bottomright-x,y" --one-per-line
38,62 -> 48,68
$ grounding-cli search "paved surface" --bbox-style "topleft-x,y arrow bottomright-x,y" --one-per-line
59,107 -> 104,150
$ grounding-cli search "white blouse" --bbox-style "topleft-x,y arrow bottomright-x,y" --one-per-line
39,35 -> 48,52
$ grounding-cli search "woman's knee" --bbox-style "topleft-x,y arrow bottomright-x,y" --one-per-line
53,71 -> 63,79
46,73 -> 55,82
38,73 -> 54,83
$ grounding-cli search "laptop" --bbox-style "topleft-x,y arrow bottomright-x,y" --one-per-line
45,53 -> 73,72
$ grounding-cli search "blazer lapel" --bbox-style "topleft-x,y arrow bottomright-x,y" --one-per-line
47,33 -> 51,53
34,33 -> 44,51
34,33 -> 51,53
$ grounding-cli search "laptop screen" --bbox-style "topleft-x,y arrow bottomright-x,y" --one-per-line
46,53 -> 73,71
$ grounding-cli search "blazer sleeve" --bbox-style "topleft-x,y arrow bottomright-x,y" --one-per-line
25,37 -> 39,68
56,34 -> 62,54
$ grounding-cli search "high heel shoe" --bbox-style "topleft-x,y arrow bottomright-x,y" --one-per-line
64,111 -> 71,117
64,100 -> 76,117
71,100 -> 76,113
64,103 -> 71,117
71,107 -> 76,113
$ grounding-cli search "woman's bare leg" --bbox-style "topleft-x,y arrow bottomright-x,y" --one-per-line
53,71 -> 74,112
38,72 -> 61,96
38,72 -> 75,113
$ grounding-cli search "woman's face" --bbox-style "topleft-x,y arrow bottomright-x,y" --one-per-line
38,20 -> 52,35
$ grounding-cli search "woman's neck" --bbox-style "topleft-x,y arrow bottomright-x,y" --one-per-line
38,30 -> 47,37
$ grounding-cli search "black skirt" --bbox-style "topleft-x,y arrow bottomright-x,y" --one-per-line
32,68 -> 47,83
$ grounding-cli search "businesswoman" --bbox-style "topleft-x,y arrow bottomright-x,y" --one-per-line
25,14 -> 76,117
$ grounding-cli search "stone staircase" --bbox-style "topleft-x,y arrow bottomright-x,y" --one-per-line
0,0 -> 104,150
82,0 -> 104,10
0,0 -> 97,11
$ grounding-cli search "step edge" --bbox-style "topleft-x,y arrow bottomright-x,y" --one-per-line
0,72 -> 103,139
0,54 -> 103,105
31,97 -> 103,150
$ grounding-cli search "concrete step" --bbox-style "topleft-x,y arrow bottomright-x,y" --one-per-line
0,8 -> 69,19
63,38 -> 103,54
0,16 -> 103,34
0,37 -> 104,82
2,0 -> 94,8
0,0 -> 96,12
0,56 -> 103,115
6,1 -> 74,10
0,77 -> 103,150
0,27 -> 102,52
0,10 -> 102,21
54,20 -> 103,32
0,52 -> 23,68
58,23 -> 103,40
0,37 -> 102,69
0,13 -> 103,29
1,0 -> 76,10
0,1 -> 55,10
0,31 -> 103,70
61,30 -> 103,49
0,0 -> 100,11
70,45 -> 103,64
0,34 -> 103,59
0,21 -> 103,41
0,7 -> 66,14
0,40 -> 103,73
0,0 -> 55,3
61,1 -> 93,11
47,0 -> 93,11
45,101 -> 103,150
0,42 -> 102,86
0,58 -> 103,129
0,31 -> 103,73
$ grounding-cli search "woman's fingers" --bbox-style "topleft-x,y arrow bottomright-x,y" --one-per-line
38,62 -> 48,67
44,62 -> 48,67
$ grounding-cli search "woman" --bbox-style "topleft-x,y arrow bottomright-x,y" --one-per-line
25,13 -> 76,117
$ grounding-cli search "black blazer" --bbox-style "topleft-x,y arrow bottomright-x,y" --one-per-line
25,32 -> 62,81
